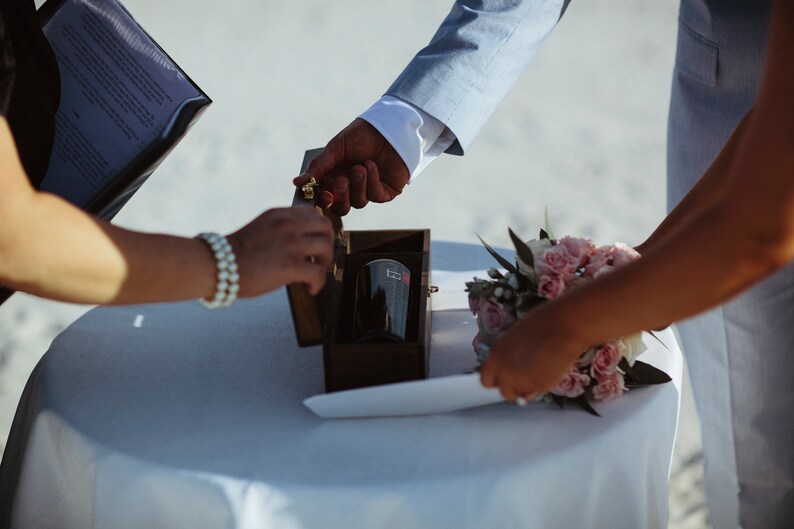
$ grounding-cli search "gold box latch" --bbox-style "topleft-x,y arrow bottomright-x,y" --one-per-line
301,177 -> 319,201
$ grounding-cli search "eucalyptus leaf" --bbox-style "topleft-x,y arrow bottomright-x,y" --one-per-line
508,227 -> 535,270
476,233 -> 518,274
515,273 -> 532,293
573,395 -> 601,417
544,206 -> 555,240
626,360 -> 672,386
618,357 -> 639,383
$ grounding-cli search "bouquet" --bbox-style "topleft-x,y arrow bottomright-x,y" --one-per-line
467,227 -> 670,416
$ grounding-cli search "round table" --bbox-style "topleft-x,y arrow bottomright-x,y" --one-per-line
0,242 -> 682,529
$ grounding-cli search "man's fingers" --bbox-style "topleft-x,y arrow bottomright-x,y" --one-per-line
292,174 -> 311,186
363,160 -> 388,203
349,165 -> 369,209
330,174 -> 351,216
318,190 -> 334,209
303,146 -> 341,182
292,172 -> 334,208
364,159 -> 401,203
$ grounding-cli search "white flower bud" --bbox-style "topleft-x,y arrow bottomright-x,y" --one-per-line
619,333 -> 647,366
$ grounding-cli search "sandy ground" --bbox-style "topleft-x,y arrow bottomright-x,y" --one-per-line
1,0 -> 709,526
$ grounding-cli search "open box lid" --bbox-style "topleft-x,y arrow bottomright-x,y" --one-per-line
287,149 -> 346,347
287,149 -> 432,349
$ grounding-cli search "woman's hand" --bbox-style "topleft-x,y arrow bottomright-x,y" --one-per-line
227,207 -> 334,297
479,305 -> 586,402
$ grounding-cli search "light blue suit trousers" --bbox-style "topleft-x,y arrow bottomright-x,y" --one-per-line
668,2 -> 793,528
388,1 -> 791,527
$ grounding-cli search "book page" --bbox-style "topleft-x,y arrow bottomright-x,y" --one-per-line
39,0 -> 201,207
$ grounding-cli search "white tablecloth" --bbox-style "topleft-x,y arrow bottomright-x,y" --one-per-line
0,242 -> 682,529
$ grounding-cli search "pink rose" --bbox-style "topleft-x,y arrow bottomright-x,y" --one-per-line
611,242 -> 641,268
559,236 -> 596,268
476,299 -> 516,334
583,245 -> 613,277
592,371 -> 626,401
538,244 -> 579,281
475,328 -> 500,347
552,368 -> 591,398
472,333 -> 491,362
593,265 -> 615,279
468,292 -> 483,314
590,341 -> 621,376
537,274 -> 566,299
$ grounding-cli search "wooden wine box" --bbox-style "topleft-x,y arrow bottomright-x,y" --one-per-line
287,150 -> 432,392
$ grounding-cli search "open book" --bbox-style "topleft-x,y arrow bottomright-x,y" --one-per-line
38,0 -> 211,218
0,0 -> 210,304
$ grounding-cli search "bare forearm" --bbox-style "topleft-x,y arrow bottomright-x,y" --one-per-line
549,0 -> 794,352
1,190 -> 215,304
550,203 -> 783,351
480,0 -> 794,399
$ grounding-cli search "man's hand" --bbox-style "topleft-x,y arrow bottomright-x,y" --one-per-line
292,118 -> 410,216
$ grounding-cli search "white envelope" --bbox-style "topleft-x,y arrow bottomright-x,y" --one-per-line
304,373 -> 504,419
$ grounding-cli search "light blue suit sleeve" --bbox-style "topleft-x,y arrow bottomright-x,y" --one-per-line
386,0 -> 569,155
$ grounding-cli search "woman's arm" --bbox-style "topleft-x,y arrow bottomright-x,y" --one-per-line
0,117 -> 333,305
481,0 -> 794,400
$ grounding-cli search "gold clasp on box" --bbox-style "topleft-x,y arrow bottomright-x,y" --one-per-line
301,177 -> 320,201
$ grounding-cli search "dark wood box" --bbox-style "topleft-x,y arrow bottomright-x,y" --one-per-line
287,150 -> 432,392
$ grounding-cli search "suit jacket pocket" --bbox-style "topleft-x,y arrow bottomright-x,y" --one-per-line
675,19 -> 718,87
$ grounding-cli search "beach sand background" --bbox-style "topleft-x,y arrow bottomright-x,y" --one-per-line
1,0 -> 709,526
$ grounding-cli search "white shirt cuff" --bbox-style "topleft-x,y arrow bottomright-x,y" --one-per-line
358,95 -> 456,182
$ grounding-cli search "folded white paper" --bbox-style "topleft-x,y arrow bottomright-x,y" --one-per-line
304,373 -> 504,419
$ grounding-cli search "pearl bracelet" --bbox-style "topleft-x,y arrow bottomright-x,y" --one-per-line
196,232 -> 240,309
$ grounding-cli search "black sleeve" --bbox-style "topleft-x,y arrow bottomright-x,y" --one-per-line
0,0 -> 60,186
0,6 -> 17,116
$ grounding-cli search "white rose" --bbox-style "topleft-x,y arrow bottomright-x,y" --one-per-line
619,333 -> 647,366
517,238 -> 553,279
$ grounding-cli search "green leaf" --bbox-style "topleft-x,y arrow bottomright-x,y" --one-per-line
508,228 -> 534,270
476,233 -> 518,274
573,395 -> 601,417
618,357 -> 639,383
625,360 -> 672,387
544,206 -> 555,240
